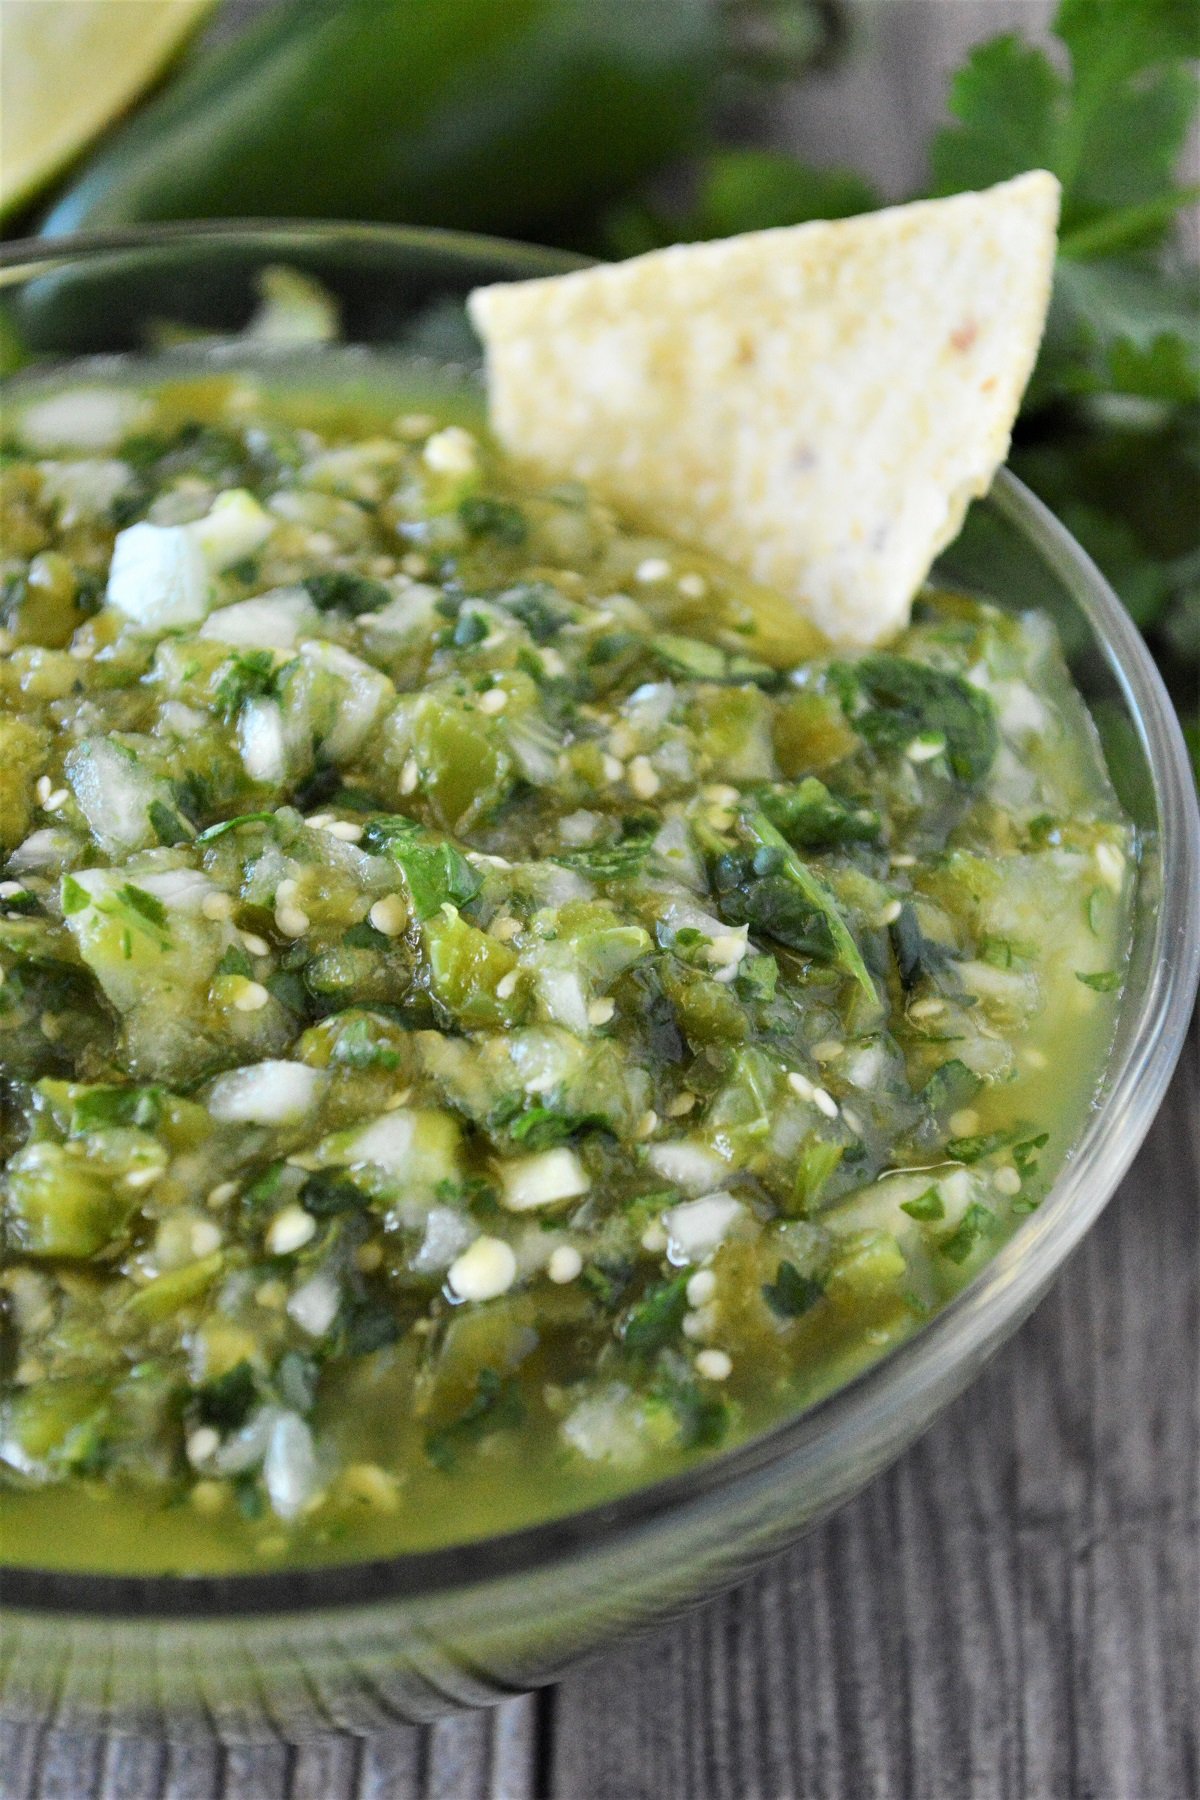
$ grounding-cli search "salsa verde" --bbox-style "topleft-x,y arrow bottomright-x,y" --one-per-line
0,368 -> 1132,1572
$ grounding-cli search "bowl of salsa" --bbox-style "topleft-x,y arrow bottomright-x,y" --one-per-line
1,221 -> 1196,1738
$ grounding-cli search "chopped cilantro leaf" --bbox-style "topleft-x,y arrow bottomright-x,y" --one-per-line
147,800 -> 192,847
900,1187 -> 946,1222
1076,969 -> 1122,991
304,571 -> 391,615
214,650 -> 278,721
360,815 -> 482,920
762,1259 -> 825,1318
841,655 -> 999,785
425,1369 -> 523,1471
621,1275 -> 690,1355
939,1202 -> 1000,1264
459,496 -> 527,546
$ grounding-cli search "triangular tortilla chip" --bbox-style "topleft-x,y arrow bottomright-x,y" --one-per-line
469,171 -> 1059,647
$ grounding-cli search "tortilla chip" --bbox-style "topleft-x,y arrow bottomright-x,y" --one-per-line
469,171 -> 1060,647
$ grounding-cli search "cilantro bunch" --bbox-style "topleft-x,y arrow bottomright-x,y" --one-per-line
604,0 -> 1200,778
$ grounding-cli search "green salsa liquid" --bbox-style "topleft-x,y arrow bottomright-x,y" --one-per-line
0,358 -> 1131,1573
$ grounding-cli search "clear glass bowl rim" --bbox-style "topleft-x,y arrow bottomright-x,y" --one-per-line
1,219 -> 1197,1621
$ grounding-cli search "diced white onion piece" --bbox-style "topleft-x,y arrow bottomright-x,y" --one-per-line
561,1384 -> 646,1464
298,640 -> 393,759
107,521 -> 211,628
238,698 -> 288,784
363,584 -> 439,639
828,1167 -> 979,1236
535,960 -> 591,1036
188,488 -> 273,572
663,1193 -> 744,1263
337,1109 -> 461,1186
65,737 -> 163,857
133,869 -> 218,914
501,1147 -> 590,1211
206,1061 -> 326,1126
411,1207 -> 475,1274
20,387 -> 147,452
558,810 -> 604,847
626,681 -> 677,731
263,1412 -> 320,1521
506,712 -> 560,786
646,1139 -> 727,1195
246,266 -> 340,345
36,458 -> 131,523
995,679 -> 1048,738
652,814 -> 704,890
8,828 -> 75,872
212,1405 -> 279,1476
200,588 -> 317,649
287,1273 -> 340,1338
447,1235 -> 517,1302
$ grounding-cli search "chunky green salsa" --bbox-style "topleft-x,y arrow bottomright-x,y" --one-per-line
0,369 -> 1132,1573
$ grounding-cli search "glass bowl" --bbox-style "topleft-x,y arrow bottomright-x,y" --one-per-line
1,223 -> 1197,1743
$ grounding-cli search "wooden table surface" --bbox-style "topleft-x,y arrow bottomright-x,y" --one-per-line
4,4 -> 1198,1795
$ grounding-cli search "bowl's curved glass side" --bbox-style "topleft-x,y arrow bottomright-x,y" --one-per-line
0,219 -> 578,365
1,226 -> 1198,1740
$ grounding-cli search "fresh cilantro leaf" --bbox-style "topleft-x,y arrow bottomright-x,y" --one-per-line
425,1369 -> 523,1471
340,1299 -> 401,1357
61,874 -> 90,916
652,1369 -> 730,1449
1040,260 -> 1199,406
891,902 -> 957,992
791,1138 -> 843,1212
754,777 -> 880,850
900,1187 -> 946,1222
118,884 -> 167,931
216,944 -> 254,980
360,815 -> 482,920
331,1016 -> 401,1068
762,1259 -> 824,1317
451,609 -> 489,648
946,1129 -> 1017,1164
551,832 -> 655,883
299,1169 -> 369,1216
147,800 -> 192,847
214,649 -> 278,721
1076,968 -> 1122,990
920,1059 -> 984,1121
342,921 -> 390,950
939,1201 -> 1000,1264
489,1099 -> 607,1151
930,2 -> 1199,248
621,1275 -> 690,1355
495,581 -> 574,643
1013,1133 -> 1051,1181
195,812 -> 277,844
70,1085 -> 164,1133
303,571 -> 391,616
195,1361 -> 258,1431
842,655 -> 999,785
459,496 -> 527,546
735,813 -> 877,1000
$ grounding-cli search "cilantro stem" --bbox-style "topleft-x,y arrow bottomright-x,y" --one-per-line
1060,186 -> 1200,261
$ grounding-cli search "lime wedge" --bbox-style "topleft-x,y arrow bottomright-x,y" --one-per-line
1,0 -> 214,218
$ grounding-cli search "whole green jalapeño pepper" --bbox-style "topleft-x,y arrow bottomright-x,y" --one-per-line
42,0 -> 718,240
